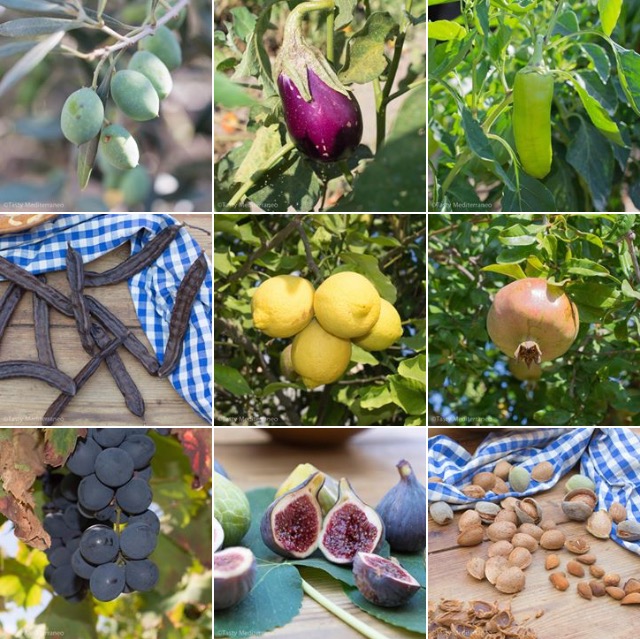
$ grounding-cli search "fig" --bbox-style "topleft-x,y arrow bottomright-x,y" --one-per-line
319,478 -> 384,564
213,546 -> 256,610
260,472 -> 324,558
60,87 -> 104,146
214,517 -> 224,552
214,472 -> 251,547
352,552 -> 420,607
275,463 -> 339,514
111,70 -> 160,121
139,25 -> 182,70
278,69 -> 362,163
376,459 -> 426,553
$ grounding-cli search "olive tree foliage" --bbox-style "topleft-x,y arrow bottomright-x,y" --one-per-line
428,214 -> 640,426
0,0 -> 211,212
214,214 -> 427,426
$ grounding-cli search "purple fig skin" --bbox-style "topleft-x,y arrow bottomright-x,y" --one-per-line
278,69 -> 363,163
376,460 -> 426,553
260,472 -> 324,559
353,552 -> 420,607
214,547 -> 256,610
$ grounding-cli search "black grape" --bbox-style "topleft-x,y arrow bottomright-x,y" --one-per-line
154,428 -> 171,435
50,564 -> 84,597
135,466 -> 152,482
65,537 -> 81,554
71,548 -> 96,580
80,525 -> 119,564
78,474 -> 114,511
120,523 -> 157,559
63,505 -> 89,531
60,474 -> 80,501
49,546 -> 71,568
119,435 -> 155,469
90,562 -> 125,602
66,437 -> 101,476
127,509 -> 160,535
125,559 -> 159,591
91,428 -> 127,447
43,513 -> 71,538
116,478 -> 152,515
94,447 -> 134,487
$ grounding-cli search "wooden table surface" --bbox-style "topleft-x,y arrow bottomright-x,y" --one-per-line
428,427 -> 640,639
0,213 -> 211,426
215,426 -> 427,639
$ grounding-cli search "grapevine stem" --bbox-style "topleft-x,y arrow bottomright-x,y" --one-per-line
300,579 -> 391,639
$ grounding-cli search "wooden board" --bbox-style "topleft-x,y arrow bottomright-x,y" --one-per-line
428,428 -> 640,639
215,427 -> 427,639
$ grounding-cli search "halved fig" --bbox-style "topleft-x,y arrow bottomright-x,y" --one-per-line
353,552 -> 420,607
214,546 -> 256,610
260,472 -> 324,558
319,478 -> 384,564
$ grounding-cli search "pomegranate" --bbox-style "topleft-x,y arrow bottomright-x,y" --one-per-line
508,358 -> 542,382
487,278 -> 579,366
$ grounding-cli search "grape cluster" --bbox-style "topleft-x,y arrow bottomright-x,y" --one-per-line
43,428 -> 161,602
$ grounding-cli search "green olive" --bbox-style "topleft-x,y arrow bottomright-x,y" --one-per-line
139,25 -> 182,70
128,51 -> 173,100
121,165 -> 153,206
100,124 -> 140,170
111,70 -> 160,121
60,88 -> 104,146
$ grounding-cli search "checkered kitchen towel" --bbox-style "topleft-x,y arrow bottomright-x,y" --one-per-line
428,428 -> 640,555
0,213 -> 212,423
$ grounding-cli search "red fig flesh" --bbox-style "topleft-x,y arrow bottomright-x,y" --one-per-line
319,478 -> 384,564
353,552 -> 420,607
260,472 -> 324,558
278,69 -> 362,163
214,546 -> 256,610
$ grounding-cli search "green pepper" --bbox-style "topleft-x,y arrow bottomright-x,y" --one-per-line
512,35 -> 553,179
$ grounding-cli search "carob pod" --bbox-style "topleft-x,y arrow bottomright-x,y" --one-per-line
85,295 -> 159,375
91,323 -> 145,417
157,252 -> 208,377
33,276 -> 56,368
0,282 -> 24,341
42,334 -> 125,425
0,255 -> 73,316
84,225 -> 181,287
0,361 -> 76,395
66,243 -> 95,355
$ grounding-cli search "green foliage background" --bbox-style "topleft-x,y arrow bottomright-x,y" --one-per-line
214,214 -> 427,426
429,213 -> 640,426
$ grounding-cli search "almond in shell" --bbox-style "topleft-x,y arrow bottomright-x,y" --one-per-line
495,566 -> 525,594
457,525 -> 484,547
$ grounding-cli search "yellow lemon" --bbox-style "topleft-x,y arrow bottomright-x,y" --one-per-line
251,275 -> 315,338
291,319 -> 352,389
279,344 -> 298,380
353,299 -> 402,351
313,272 -> 380,338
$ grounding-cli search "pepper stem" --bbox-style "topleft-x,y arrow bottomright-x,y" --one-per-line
530,34 -> 544,67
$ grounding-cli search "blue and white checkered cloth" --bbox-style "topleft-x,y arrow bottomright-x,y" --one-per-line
0,213 -> 212,423
428,428 -> 640,555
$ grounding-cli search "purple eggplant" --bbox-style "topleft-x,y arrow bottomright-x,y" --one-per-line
278,68 -> 363,163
